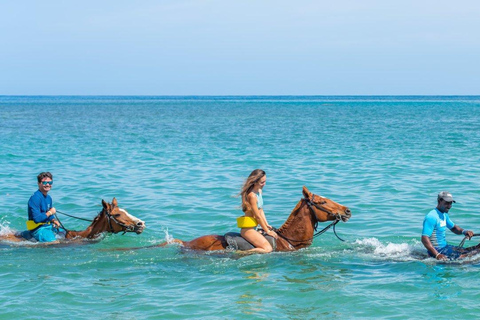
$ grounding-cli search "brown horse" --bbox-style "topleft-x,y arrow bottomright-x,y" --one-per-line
0,198 -> 145,243
155,186 -> 351,252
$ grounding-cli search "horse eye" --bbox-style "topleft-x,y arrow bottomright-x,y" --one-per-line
113,214 -> 121,218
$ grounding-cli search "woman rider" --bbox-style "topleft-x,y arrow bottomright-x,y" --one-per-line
238,169 -> 277,253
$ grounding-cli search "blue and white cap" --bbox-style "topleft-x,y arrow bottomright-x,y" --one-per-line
438,191 -> 456,203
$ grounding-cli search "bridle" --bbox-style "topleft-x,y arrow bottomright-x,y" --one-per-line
104,207 -> 137,235
273,194 -> 346,249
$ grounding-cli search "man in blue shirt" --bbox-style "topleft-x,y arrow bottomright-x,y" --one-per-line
27,172 -> 63,242
422,191 -> 477,260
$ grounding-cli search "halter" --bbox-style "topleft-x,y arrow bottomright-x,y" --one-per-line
274,194 -> 345,249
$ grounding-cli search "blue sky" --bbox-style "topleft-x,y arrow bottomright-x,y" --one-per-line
1,1 -> 479,95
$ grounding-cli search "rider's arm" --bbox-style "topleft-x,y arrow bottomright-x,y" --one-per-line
248,193 -> 276,237
421,235 -> 445,260
28,192 -> 56,223
28,195 -> 52,223
248,193 -> 267,229
421,215 -> 446,260
450,225 -> 473,239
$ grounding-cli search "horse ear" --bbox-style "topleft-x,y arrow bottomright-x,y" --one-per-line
102,199 -> 108,210
302,186 -> 312,199
112,197 -> 118,207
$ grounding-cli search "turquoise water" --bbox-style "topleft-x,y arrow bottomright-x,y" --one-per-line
1,96 -> 480,319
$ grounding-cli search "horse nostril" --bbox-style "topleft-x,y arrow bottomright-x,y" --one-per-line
137,221 -> 145,227
345,209 -> 351,215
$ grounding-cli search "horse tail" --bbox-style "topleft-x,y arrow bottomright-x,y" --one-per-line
154,238 -> 184,247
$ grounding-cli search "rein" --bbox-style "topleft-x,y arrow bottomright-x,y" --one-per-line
57,210 -> 93,222
274,196 -> 345,248
54,210 -> 94,237
55,209 -> 133,235
305,197 -> 345,241
458,233 -> 480,248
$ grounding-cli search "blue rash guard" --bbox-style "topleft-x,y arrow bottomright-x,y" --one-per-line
422,208 -> 454,248
27,190 -> 63,242
422,208 -> 460,258
28,190 -> 55,224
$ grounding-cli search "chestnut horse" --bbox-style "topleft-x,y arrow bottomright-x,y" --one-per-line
156,186 -> 351,252
0,198 -> 145,243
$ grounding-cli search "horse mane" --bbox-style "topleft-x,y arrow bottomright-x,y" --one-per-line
276,199 -> 305,234
90,208 -> 105,224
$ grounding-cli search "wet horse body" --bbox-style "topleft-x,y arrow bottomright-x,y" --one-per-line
164,187 -> 351,252
0,198 -> 145,243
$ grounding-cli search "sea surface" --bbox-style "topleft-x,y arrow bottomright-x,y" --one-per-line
1,96 -> 480,319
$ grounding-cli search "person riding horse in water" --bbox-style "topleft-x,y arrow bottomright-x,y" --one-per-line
132,184 -> 350,252
20,172 -> 146,244
237,169 -> 277,253
421,191 -> 476,260
27,172 -> 65,242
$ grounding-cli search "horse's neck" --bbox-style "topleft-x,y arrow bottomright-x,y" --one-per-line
277,200 -> 316,250
66,212 -> 108,239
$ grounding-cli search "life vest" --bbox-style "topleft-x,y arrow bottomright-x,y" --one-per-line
26,220 -> 50,231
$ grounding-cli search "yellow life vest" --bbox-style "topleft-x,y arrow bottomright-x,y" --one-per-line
26,220 -> 50,231
237,216 -> 258,228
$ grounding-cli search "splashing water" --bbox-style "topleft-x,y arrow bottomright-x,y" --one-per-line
162,227 -> 176,244
0,220 -> 14,236
354,237 -> 426,261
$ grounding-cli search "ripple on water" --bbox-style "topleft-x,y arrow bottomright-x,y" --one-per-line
2,96 -> 480,318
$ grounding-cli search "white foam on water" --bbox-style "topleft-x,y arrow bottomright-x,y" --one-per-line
162,227 -> 176,244
0,221 -> 41,247
353,237 -> 424,261
0,220 -> 14,236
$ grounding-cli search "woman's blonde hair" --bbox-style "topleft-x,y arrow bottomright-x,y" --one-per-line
240,169 -> 266,213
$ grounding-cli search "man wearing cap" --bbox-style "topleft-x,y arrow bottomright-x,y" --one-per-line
421,191 -> 476,260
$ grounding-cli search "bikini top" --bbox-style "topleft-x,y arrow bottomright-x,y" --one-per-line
255,191 -> 263,209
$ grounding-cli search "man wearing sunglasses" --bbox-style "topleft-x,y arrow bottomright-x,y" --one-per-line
421,191 -> 476,260
27,172 -> 62,242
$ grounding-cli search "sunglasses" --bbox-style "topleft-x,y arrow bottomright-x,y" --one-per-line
41,181 -> 53,186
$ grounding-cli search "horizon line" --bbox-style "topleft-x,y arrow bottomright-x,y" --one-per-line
1,94 -> 480,97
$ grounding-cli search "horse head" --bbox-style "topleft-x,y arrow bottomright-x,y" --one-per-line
101,198 -> 146,234
302,186 -> 351,223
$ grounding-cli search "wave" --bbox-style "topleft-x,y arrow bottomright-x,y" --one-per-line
352,237 -> 480,264
353,237 -> 426,261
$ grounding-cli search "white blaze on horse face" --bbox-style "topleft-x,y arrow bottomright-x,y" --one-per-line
119,208 -> 145,225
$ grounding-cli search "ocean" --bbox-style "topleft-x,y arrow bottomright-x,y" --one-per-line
1,96 -> 480,319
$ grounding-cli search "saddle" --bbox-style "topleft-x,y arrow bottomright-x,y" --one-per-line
224,232 -> 276,251
18,230 -> 34,240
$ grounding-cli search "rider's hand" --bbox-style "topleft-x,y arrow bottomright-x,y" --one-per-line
52,220 -> 61,228
267,230 -> 277,239
464,230 -> 474,239
436,253 -> 447,261
47,208 -> 56,217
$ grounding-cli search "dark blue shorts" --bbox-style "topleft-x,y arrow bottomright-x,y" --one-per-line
435,245 -> 464,260
431,244 -> 479,260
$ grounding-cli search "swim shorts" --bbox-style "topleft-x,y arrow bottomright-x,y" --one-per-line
433,245 -> 465,260
30,225 -> 64,242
